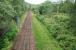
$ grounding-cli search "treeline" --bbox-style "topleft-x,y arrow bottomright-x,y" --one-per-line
33,0 -> 76,14
33,0 -> 76,50
54,0 -> 76,13
0,0 -> 28,50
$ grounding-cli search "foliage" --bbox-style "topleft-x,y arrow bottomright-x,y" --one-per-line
36,13 -> 76,50
33,1 -> 53,15
0,0 -> 27,29
5,24 -> 17,41
0,24 -> 17,50
0,0 -> 28,50
32,0 -> 76,50
58,0 -> 74,13
33,16 -> 62,50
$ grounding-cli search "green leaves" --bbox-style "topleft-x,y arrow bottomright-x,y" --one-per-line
0,0 -> 27,29
36,13 -> 76,50
0,0 -> 27,50
0,24 -> 17,50
33,0 -> 76,50
32,1 -> 53,15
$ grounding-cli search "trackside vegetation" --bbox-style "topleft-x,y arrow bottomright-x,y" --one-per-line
0,0 -> 76,50
32,0 -> 76,50
0,0 -> 29,50
33,16 -> 62,50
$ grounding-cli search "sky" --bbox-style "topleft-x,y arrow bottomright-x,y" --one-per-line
25,0 -> 46,4
50,0 -> 60,2
25,0 -> 61,5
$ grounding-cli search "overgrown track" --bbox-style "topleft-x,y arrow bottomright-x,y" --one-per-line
12,11 -> 35,50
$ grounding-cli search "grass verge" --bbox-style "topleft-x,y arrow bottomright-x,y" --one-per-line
32,16 -> 62,50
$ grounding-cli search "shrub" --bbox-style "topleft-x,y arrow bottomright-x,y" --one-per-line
0,24 -> 17,50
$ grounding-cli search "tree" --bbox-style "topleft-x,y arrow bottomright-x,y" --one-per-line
58,0 -> 74,13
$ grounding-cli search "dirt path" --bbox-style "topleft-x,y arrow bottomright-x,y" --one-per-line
12,11 -> 35,50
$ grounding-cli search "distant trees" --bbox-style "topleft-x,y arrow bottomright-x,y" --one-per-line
59,0 -> 74,13
55,0 -> 76,13
32,1 -> 53,15
38,1 -> 53,15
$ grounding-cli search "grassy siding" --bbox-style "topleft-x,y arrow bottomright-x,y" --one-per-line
32,16 -> 62,50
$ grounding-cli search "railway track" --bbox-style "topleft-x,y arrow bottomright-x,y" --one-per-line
12,11 -> 35,50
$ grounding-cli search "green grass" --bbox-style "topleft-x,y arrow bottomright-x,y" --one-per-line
32,16 -> 62,50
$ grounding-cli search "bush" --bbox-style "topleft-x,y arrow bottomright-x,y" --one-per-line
5,24 -> 17,41
0,37 -> 9,49
0,24 -> 17,50
36,13 -> 76,50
